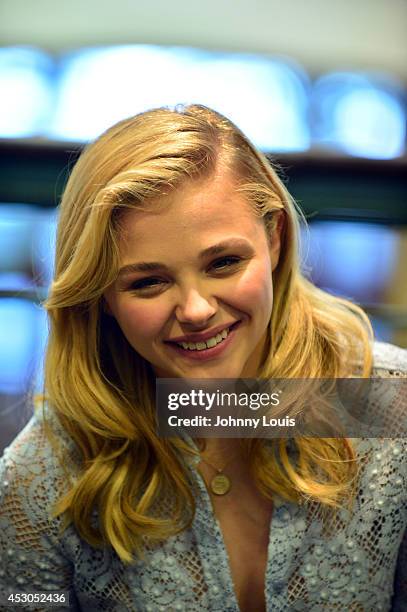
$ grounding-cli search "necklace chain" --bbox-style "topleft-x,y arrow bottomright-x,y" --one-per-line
199,455 -> 231,473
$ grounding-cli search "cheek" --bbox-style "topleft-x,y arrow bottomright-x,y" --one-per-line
115,300 -> 169,344
231,262 -> 273,313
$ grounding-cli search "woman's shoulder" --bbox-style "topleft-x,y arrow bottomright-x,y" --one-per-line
0,410 -> 81,595
0,408 -> 79,519
371,341 -> 407,376
351,341 -> 407,465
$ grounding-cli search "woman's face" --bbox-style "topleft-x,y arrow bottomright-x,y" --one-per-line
104,170 -> 282,379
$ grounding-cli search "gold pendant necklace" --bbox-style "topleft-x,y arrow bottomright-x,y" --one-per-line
210,472 -> 231,495
199,456 -> 232,495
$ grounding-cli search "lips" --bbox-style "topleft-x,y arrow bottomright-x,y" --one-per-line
165,321 -> 240,344
165,321 -> 241,361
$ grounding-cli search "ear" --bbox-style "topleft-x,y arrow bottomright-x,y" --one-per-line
269,210 -> 285,272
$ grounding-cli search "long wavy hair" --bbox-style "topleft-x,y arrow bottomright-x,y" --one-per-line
43,104 -> 373,562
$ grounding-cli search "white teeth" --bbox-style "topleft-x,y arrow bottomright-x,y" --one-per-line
206,337 -> 217,348
176,326 -> 231,351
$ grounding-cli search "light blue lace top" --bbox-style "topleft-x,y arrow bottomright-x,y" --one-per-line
0,342 -> 406,611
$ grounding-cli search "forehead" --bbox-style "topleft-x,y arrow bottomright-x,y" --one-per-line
118,171 -> 261,246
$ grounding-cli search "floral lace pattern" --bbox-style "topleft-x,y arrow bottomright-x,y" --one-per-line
0,342 -> 406,611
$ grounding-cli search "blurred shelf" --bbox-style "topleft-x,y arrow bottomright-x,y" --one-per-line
364,304 -> 407,328
0,288 -> 48,301
0,138 -> 406,223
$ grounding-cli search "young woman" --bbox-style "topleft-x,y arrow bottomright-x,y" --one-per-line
0,105 -> 406,611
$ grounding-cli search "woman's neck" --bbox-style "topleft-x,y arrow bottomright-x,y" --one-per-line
197,437 -> 244,464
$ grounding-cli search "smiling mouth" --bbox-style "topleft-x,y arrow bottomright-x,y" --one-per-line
177,327 -> 229,351
167,321 -> 240,353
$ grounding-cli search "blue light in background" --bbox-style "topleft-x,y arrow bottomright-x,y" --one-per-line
0,299 -> 47,394
31,209 -> 58,287
302,221 -> 399,303
50,46 -> 184,140
311,72 -> 406,159
0,206 -> 56,394
49,45 -> 310,151
185,53 -> 310,152
1,44 -> 405,160
0,206 -> 34,274
0,205 -> 57,288
0,47 -> 54,138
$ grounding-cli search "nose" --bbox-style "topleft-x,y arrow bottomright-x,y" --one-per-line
175,287 -> 217,327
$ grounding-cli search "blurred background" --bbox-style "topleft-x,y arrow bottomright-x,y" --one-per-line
0,0 -> 406,451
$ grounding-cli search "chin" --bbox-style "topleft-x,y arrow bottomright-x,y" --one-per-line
155,361 -> 241,380
184,362 -> 246,380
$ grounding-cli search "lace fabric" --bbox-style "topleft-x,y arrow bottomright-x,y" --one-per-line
0,341 -> 406,611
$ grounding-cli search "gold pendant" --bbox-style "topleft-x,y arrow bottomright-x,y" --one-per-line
210,473 -> 231,495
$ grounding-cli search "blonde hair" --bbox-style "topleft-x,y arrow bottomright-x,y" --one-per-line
43,104 -> 373,562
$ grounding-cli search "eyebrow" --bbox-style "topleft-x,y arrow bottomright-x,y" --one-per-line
117,238 -> 253,277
